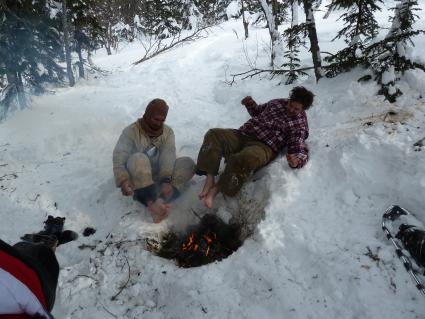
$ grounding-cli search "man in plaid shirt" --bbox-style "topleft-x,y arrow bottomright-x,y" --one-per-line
196,86 -> 314,208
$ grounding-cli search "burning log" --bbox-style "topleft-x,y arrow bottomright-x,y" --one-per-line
156,214 -> 241,268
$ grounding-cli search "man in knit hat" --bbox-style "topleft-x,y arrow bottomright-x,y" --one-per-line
113,98 -> 195,223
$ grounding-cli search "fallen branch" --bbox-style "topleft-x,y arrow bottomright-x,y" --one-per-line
83,62 -> 110,76
101,303 -> 118,318
227,66 -> 316,85
0,173 -> 18,181
78,244 -> 98,250
68,274 -> 99,284
111,255 -> 131,301
133,26 -> 210,65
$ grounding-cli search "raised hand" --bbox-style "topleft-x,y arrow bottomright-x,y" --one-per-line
241,96 -> 257,107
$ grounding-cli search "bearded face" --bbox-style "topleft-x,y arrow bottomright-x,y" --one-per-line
146,113 -> 166,131
142,99 -> 169,132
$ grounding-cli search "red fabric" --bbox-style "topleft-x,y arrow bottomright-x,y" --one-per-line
0,315 -> 28,319
0,250 -> 47,308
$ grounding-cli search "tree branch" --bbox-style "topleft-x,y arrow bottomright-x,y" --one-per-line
110,255 -> 131,301
133,27 -> 210,65
227,66 -> 316,85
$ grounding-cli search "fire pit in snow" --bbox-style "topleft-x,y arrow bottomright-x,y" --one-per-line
153,214 -> 242,268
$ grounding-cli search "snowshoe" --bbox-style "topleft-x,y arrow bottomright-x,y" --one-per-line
21,215 -> 78,248
382,205 -> 425,296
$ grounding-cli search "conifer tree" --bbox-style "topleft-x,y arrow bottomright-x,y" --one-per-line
324,0 -> 383,78
0,0 -> 64,118
67,0 -> 100,78
92,0 -> 120,55
282,0 -> 306,84
365,0 -> 424,102
193,0 -> 232,25
139,0 -> 200,36
62,0 -> 75,86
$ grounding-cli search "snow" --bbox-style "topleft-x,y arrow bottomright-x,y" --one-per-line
226,0 -> 240,18
382,66 -> 396,85
1,1 -> 425,318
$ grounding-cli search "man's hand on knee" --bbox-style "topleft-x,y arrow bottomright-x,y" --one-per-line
120,180 -> 134,196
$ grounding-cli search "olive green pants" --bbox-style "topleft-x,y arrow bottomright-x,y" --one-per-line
196,128 -> 276,196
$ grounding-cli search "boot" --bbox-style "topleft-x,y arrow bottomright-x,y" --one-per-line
20,234 -> 58,250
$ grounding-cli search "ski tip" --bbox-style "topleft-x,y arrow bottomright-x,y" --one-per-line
383,205 -> 409,220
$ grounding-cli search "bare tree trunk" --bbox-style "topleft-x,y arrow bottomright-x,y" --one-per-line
288,0 -> 299,75
105,44 -> 112,55
76,45 -> 85,78
291,0 -> 298,26
259,0 -> 284,68
62,0 -> 75,86
87,48 -> 94,66
6,71 -> 26,110
241,0 -> 249,39
302,0 -> 322,82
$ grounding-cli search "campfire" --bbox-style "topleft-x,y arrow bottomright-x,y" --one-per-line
154,214 -> 242,268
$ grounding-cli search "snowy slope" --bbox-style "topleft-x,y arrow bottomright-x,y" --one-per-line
1,1 -> 425,318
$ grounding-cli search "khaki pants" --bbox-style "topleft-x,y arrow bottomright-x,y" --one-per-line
127,153 -> 195,191
196,128 -> 276,196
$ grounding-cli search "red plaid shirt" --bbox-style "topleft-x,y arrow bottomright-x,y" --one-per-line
238,98 -> 309,168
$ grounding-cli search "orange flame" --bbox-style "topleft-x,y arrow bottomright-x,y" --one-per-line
181,231 -> 218,257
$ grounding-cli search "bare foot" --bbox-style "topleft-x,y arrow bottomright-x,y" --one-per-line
198,174 -> 215,199
148,199 -> 171,223
203,185 -> 219,209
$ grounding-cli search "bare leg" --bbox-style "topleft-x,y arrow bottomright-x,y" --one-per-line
198,174 -> 215,199
203,185 -> 220,209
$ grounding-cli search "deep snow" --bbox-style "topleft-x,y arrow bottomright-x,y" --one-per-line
1,1 -> 425,318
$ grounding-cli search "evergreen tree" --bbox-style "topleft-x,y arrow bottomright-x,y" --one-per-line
282,0 -> 306,84
138,0 -> 200,36
365,0 -> 424,102
193,0 -> 232,25
67,0 -> 100,78
0,0 -> 64,118
92,0 -> 121,55
324,0 -> 383,78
